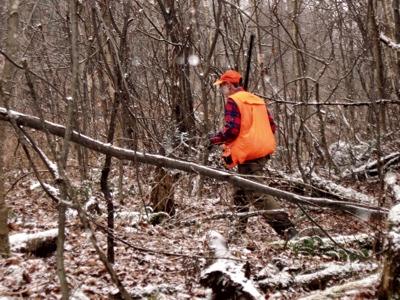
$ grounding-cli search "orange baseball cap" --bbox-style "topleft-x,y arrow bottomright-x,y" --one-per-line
213,70 -> 242,86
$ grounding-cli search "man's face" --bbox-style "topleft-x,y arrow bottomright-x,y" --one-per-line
220,82 -> 232,98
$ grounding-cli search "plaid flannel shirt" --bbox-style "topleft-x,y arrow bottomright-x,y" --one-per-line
210,97 -> 276,145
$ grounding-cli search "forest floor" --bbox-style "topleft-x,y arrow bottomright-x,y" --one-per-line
0,164 -> 383,299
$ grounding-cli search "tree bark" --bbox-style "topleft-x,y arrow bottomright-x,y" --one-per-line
100,93 -> 119,264
156,0 -> 195,135
378,172 -> 400,299
378,203 -> 400,299
0,0 -> 20,258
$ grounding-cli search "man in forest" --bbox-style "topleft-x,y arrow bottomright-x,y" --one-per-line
209,70 -> 297,240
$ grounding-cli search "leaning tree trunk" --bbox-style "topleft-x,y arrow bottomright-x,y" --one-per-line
0,0 -> 20,258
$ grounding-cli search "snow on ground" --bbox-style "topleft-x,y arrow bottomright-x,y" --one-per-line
1,166 -> 379,299
385,171 -> 400,201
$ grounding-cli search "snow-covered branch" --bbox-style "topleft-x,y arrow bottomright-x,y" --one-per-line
380,32 -> 400,51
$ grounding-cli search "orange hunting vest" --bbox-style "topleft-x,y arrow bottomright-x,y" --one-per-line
223,91 -> 276,168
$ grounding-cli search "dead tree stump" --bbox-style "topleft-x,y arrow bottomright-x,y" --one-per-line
150,167 -> 177,216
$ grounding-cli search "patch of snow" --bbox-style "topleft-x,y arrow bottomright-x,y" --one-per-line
66,208 -> 78,220
115,211 -> 142,225
2,264 -> 25,287
130,283 -> 183,298
385,172 -> 400,202
388,203 -> 400,251
71,289 -> 90,300
329,141 -> 369,167
388,203 -> 400,223
385,172 -> 397,186
84,196 -> 98,211
258,264 -> 292,288
206,230 -> 229,257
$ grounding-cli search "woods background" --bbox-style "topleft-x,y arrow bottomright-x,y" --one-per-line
0,0 -> 400,299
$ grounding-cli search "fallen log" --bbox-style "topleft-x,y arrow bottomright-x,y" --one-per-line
342,152 -> 400,180
0,107 -> 387,219
298,273 -> 379,300
115,210 -> 170,226
274,170 -> 377,205
9,228 -> 58,257
258,261 -> 378,291
200,230 -> 263,300
270,233 -> 373,249
178,209 -> 287,226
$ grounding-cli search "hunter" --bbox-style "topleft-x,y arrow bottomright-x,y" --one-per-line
210,70 -> 297,240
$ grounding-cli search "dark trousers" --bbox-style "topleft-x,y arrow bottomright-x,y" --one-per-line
233,156 -> 295,237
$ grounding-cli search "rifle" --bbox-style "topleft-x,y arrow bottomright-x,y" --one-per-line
243,34 -> 255,91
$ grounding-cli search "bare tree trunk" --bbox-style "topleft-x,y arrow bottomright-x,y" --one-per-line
368,0 -> 388,130
393,0 -> 400,99
0,0 -> 20,258
100,93 -> 119,263
93,3 -> 134,263
157,0 -> 195,136
378,172 -> 400,299
378,207 -> 400,299
54,0 -> 81,297
367,0 -> 386,197
0,121 -> 8,258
